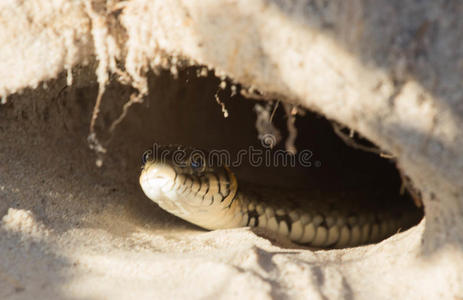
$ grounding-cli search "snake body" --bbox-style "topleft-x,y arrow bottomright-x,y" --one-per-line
139,145 -> 421,248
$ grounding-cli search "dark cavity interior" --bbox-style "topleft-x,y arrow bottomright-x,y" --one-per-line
0,65 -> 423,245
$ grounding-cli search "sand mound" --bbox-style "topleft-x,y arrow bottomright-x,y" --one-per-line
0,1 -> 462,299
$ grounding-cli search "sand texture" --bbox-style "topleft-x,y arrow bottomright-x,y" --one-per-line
1,1 -> 462,299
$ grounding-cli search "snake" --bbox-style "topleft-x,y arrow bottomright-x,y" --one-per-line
139,144 -> 421,248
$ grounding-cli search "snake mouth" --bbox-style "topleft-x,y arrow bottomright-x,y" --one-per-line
140,162 -> 176,196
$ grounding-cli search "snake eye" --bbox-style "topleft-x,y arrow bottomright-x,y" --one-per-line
190,155 -> 205,171
191,160 -> 202,169
142,149 -> 153,165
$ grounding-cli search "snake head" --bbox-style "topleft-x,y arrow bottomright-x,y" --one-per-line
139,144 -> 231,197
139,144 -> 238,228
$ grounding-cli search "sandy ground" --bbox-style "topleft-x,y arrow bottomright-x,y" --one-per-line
0,68 -> 455,300
1,1 -> 463,299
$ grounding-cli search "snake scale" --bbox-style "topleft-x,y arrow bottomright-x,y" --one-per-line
139,145 -> 421,248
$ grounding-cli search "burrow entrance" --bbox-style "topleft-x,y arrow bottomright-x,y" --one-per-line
0,65 -> 423,248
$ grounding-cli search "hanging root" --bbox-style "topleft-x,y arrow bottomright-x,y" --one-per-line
214,81 -> 229,118
332,123 -> 394,159
283,103 -> 298,155
84,0 -> 148,163
254,100 -> 301,154
109,91 -> 146,132
399,170 -> 423,208
84,0 -> 121,156
254,102 -> 282,148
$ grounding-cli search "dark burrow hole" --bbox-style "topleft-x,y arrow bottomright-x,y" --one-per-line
0,65 -> 423,248
99,66 -> 423,248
